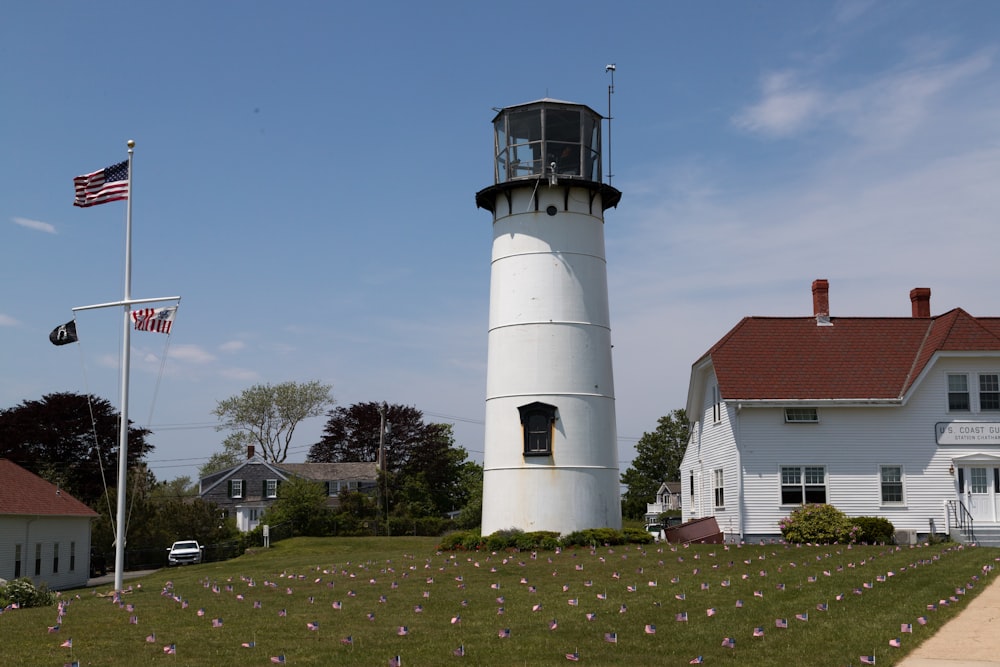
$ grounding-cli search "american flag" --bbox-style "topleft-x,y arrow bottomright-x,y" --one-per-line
498,628 -> 511,638
775,618 -> 788,628
689,657 -> 704,664
796,612 -> 809,621
722,637 -> 736,649
397,626 -> 408,636
549,619 -> 558,630
604,632 -> 617,643
73,160 -> 129,207
163,644 -> 176,655
48,624 -> 60,633
453,645 -> 465,657
271,656 -> 285,664
389,656 -> 401,667
341,636 -> 353,645
917,616 -> 928,625
565,652 -> 580,661
901,623 -> 913,633
307,621 -> 319,631
890,638 -> 901,647
132,306 -> 177,334
860,655 -> 875,665
676,612 -> 688,622
212,618 -> 223,628
241,641 -> 255,648
706,608 -> 716,616
816,603 -> 828,611
753,626 -> 764,637
146,633 -> 156,643
61,638 -> 73,648
279,609 -> 287,616
644,624 -> 656,635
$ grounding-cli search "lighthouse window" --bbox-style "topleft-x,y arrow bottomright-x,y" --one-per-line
518,402 -> 557,457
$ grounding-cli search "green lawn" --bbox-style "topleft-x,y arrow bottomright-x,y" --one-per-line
2,537 -> 996,666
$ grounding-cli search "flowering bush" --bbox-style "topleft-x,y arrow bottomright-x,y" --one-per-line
0,577 -> 55,608
779,504 -> 858,544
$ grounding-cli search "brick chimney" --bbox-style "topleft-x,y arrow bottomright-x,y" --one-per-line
247,444 -> 255,459
910,287 -> 931,318
812,279 -> 831,325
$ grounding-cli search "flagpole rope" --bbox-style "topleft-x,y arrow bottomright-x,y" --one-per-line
74,317 -> 118,544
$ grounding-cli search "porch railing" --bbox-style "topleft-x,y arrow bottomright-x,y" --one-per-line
946,499 -> 977,545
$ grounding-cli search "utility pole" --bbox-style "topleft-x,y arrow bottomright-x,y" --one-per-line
378,402 -> 389,536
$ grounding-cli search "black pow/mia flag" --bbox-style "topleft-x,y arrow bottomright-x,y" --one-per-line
49,320 -> 78,346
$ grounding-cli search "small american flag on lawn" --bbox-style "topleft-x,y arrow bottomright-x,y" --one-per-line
775,618 -> 788,628
341,636 -> 353,645
753,626 -> 764,637
901,623 -> 912,633
73,160 -> 129,207
271,656 -> 285,664
644,624 -> 656,634
397,626 -> 408,636
307,621 -> 319,631
722,637 -> 735,649
565,652 -> 580,661
604,632 -> 617,643
498,628 -> 510,638
860,655 -> 875,665
689,657 -> 704,664
212,618 -> 223,627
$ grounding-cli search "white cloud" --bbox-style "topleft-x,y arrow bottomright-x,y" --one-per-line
168,344 -> 217,364
731,71 -> 825,137
219,340 -> 246,353
12,217 -> 56,234
0,314 -> 20,327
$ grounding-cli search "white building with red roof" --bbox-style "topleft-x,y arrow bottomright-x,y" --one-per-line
680,280 -> 1000,545
0,458 -> 99,589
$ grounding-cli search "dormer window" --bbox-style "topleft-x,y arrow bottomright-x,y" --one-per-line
518,402 -> 557,456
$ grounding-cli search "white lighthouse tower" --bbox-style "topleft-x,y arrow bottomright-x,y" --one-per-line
476,99 -> 622,535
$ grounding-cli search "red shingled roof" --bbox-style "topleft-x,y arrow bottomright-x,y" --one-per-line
703,308 -> 1000,401
0,459 -> 98,518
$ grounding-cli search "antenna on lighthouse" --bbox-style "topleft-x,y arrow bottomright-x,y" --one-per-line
605,64 -> 615,186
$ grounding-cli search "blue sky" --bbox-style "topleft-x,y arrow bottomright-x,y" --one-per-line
3,1 -> 999,483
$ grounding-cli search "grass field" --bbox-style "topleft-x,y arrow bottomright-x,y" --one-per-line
1,537 -> 997,666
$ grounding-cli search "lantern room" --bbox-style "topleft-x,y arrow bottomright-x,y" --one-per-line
492,99 -> 603,184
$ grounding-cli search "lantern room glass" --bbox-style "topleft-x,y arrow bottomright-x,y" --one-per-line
493,102 -> 603,184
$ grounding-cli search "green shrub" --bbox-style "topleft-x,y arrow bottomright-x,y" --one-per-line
514,531 -> 561,551
561,528 -> 627,547
439,530 -> 484,551
0,578 -> 55,608
623,527 -> 654,544
485,528 -> 524,552
779,504 -> 858,544
852,516 -> 896,544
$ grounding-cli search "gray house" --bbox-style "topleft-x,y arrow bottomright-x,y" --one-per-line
199,447 -> 377,532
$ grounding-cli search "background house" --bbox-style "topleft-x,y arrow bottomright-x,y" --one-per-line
199,447 -> 377,532
680,280 -> 1000,545
0,459 -> 99,589
645,481 -> 682,526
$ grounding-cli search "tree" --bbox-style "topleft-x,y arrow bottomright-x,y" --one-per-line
262,477 -> 331,536
0,392 -> 153,507
620,409 -> 689,520
212,380 -> 334,463
308,402 -> 474,518
199,432 -> 252,478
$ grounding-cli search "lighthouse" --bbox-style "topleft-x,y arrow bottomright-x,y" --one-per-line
476,98 -> 622,535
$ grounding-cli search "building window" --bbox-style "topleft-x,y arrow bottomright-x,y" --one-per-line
980,374 -> 1000,411
14,544 -> 21,578
969,467 -> 989,494
880,466 -> 903,504
689,471 -> 695,499
712,385 -> 722,423
948,374 -> 970,411
53,542 -> 59,574
784,408 -> 818,423
518,402 -> 557,456
264,479 -> 278,498
229,479 -> 244,498
713,469 -> 724,508
35,543 -> 42,576
70,542 -> 76,572
780,466 -> 826,504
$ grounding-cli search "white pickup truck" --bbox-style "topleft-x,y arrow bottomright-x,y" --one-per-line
166,540 -> 204,566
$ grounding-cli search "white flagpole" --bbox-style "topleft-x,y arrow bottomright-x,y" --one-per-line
112,139 -> 136,592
